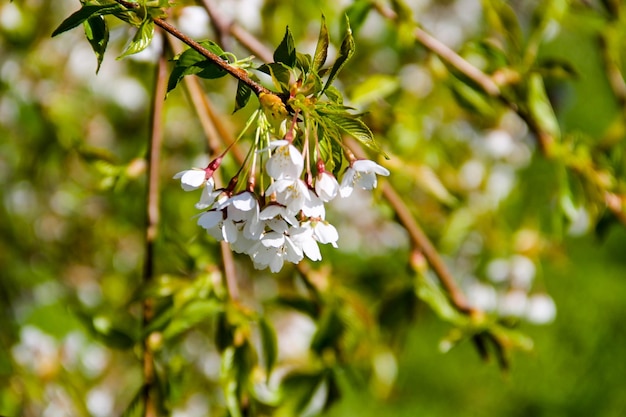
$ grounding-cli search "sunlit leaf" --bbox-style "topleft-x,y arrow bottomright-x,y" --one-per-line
118,18 -> 155,59
323,16 -> 355,92
527,73 -> 561,141
312,15 -> 329,72
319,110 -> 388,157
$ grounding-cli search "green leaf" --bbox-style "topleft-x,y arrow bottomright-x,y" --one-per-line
320,110 -> 388,157
273,26 -> 296,68
258,318 -> 278,378
258,62 -> 292,94
312,15 -> 329,73
415,273 -> 467,326
167,41 -> 228,94
296,52 -> 312,73
323,16 -> 355,92
234,80 -> 252,113
323,85 -> 343,105
344,0 -> 373,35
52,3 -> 123,37
162,299 -> 222,340
83,16 -> 109,73
279,371 -> 326,414
118,18 -> 154,59
527,73 -> 561,141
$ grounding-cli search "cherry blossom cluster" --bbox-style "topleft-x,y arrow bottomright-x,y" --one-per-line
174,140 -> 389,272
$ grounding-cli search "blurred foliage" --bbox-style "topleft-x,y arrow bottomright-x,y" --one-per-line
2,0 -> 626,416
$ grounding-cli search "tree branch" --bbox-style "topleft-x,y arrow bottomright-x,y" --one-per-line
142,43 -> 168,417
373,3 -> 556,155
114,0 -> 272,97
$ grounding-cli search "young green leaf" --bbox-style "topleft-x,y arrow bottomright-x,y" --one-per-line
273,26 -> 296,68
257,62 -> 292,94
83,16 -> 109,73
323,16 -> 355,92
320,110 -> 388,157
52,3 -> 123,37
167,41 -> 228,94
118,18 -> 155,59
312,15 -> 329,73
234,80 -> 252,113
528,73 -> 561,141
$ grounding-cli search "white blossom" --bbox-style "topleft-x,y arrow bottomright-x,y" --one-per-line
265,140 -> 304,180
250,232 -> 303,272
339,160 -> 390,197
302,189 -> 325,219
195,179 -> 218,209
308,220 -> 339,248
197,210 -> 225,241
174,169 -> 208,191
290,224 -> 322,261
265,178 -> 310,215
315,171 -> 339,202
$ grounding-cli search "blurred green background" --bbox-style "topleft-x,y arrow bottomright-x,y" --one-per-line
2,0 -> 626,416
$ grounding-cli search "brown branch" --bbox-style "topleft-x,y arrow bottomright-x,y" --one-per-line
199,0 -> 275,64
141,43 -> 168,417
373,3 -> 557,155
114,0 -> 271,97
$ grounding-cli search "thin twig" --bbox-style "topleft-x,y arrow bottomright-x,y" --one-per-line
199,0 -> 275,64
373,3 -> 500,97
142,45 -> 168,417
373,3 -> 556,155
114,0 -> 272,97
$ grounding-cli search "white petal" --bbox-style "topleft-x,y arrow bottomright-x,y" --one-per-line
175,169 -> 206,191
315,172 -> 339,202
197,210 -> 222,230
223,219 -> 239,243
354,171 -> 378,190
269,254 -> 284,273
314,221 -> 339,247
230,192 -> 257,211
339,168 -> 356,198
261,231 -> 285,248
302,189 -> 325,218
266,143 -> 304,180
353,160 -> 390,176
283,236 -> 304,263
